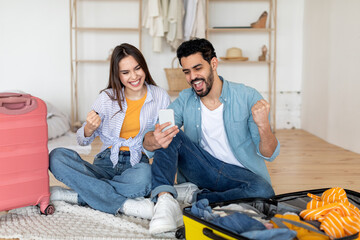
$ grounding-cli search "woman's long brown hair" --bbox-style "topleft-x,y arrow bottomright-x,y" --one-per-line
101,43 -> 156,112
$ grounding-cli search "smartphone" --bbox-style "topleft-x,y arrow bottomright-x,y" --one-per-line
159,109 -> 175,132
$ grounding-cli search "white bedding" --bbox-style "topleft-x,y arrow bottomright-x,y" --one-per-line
48,131 -> 91,155
46,101 -> 71,140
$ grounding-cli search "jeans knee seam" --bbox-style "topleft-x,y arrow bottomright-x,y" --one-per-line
180,142 -> 216,171
219,168 -> 252,184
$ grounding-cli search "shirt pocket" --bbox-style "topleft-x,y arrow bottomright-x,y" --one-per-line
230,115 -> 251,143
232,111 -> 248,127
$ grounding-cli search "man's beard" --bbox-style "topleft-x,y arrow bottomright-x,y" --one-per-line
191,70 -> 214,97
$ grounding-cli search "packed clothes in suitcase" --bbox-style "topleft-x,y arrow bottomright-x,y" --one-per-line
0,92 -> 54,215
181,187 -> 360,240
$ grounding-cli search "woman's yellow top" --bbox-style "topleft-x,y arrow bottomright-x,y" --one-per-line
119,93 -> 147,151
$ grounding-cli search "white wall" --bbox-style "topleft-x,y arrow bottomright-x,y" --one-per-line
0,0 -> 71,114
302,0 -> 360,154
275,0 -> 303,129
0,0 -> 304,129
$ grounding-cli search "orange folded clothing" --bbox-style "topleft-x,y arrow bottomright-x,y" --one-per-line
300,187 -> 360,239
271,214 -> 329,240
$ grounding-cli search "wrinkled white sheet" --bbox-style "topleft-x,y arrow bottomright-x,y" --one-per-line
48,131 -> 91,155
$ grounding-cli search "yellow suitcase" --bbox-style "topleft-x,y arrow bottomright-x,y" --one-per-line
180,188 -> 360,240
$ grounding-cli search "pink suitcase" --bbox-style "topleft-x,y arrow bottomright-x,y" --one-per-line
0,92 -> 55,215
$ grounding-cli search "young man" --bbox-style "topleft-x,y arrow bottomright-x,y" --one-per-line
143,38 -> 280,234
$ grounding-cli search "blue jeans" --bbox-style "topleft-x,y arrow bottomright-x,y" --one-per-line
151,130 -> 275,202
49,147 -> 151,214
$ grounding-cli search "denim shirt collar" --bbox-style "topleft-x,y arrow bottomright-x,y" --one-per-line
219,76 -> 229,104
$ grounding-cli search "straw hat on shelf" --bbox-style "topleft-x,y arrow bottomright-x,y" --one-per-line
220,47 -> 249,61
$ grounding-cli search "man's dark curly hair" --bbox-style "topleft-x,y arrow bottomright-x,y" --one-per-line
176,38 -> 217,66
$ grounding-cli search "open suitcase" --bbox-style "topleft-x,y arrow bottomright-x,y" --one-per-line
181,188 -> 360,240
0,92 -> 55,215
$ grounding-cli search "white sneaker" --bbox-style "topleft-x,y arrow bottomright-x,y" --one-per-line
50,186 -> 78,204
174,182 -> 199,205
121,197 -> 154,220
149,193 -> 184,235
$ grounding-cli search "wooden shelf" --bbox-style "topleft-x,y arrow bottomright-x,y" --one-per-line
73,27 -> 139,31
219,60 -> 274,64
206,0 -> 277,130
69,0 -> 142,129
73,60 -> 110,63
208,28 -> 274,32
209,0 -> 270,1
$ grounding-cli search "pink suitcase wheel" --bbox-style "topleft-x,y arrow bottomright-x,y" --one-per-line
43,204 -> 55,215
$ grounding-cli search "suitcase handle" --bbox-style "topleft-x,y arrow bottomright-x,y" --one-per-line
202,228 -> 229,240
0,96 -> 31,107
0,95 -> 38,115
0,93 -> 23,98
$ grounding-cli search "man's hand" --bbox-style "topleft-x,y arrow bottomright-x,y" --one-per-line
251,99 -> 271,130
84,110 -> 101,137
251,99 -> 278,158
143,122 -> 179,151
153,123 -> 179,149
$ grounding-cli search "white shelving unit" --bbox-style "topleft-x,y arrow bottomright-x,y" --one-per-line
69,0 -> 142,130
206,0 -> 277,130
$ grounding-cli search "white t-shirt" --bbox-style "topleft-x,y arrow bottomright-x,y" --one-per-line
199,101 -> 245,168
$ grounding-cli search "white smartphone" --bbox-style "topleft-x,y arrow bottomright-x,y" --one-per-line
159,109 -> 175,132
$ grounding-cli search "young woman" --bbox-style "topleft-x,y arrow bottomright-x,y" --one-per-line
49,43 -> 170,219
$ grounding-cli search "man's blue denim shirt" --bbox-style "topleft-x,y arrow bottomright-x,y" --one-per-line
145,76 -> 280,184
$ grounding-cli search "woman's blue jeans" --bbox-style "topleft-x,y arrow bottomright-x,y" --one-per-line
151,130 -> 275,202
49,147 -> 151,214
